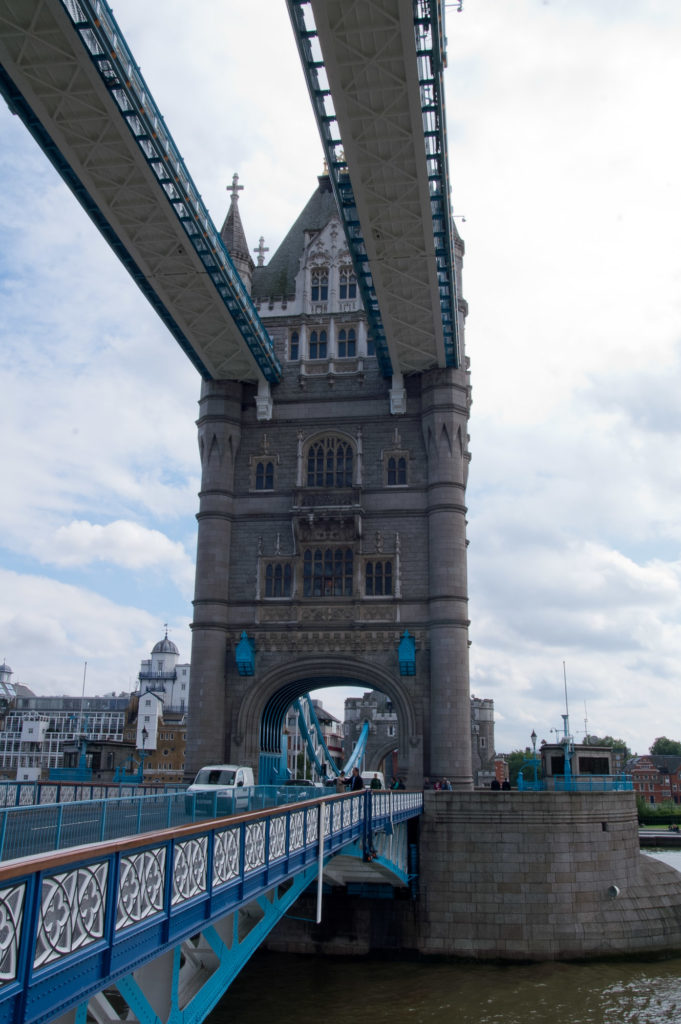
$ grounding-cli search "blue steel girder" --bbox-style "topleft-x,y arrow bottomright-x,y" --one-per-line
342,720 -> 369,775
0,790 -> 423,1024
294,696 -> 339,779
287,0 -> 461,379
0,0 -> 281,385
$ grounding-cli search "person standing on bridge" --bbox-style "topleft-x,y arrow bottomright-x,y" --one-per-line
350,767 -> 364,791
336,771 -> 348,792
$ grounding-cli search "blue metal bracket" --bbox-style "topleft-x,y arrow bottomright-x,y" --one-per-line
235,632 -> 255,676
398,630 -> 416,676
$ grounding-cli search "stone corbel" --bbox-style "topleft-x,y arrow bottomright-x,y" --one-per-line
255,379 -> 273,421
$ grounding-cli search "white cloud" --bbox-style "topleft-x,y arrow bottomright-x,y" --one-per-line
46,520 -> 195,588
0,570 -> 191,697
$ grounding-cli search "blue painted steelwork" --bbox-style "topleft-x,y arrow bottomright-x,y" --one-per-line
286,0 -> 461,372
0,64 -> 214,383
0,1 -> 281,384
0,785 -> 396,862
517,774 -> 633,793
0,780 -> 183,809
398,630 -> 416,676
342,720 -> 369,775
286,0 -> 393,378
413,0 -> 461,368
294,697 -> 338,779
234,632 -> 255,676
0,789 -> 423,1024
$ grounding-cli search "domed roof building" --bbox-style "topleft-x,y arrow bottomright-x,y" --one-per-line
151,634 -> 179,657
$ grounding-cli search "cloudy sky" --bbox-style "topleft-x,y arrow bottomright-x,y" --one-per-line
1,0 -> 681,757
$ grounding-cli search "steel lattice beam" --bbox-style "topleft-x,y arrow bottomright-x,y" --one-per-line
0,0 -> 281,385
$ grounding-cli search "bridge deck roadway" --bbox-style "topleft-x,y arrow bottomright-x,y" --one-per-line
0,790 -> 422,1024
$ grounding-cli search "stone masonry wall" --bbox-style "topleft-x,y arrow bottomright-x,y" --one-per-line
267,791 -> 681,961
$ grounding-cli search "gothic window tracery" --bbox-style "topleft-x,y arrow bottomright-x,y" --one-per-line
365,560 -> 393,596
339,267 -> 357,300
255,461 -> 274,490
306,436 -> 354,488
387,456 -> 407,486
337,328 -> 356,358
309,330 -> 327,359
311,269 -> 328,302
303,548 -> 353,597
265,563 -> 292,598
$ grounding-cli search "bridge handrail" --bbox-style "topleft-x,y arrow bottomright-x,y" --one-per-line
0,790 -> 422,1024
0,780 -> 183,808
517,774 -> 633,793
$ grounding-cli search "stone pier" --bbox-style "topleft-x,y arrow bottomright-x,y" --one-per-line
267,791 -> 681,961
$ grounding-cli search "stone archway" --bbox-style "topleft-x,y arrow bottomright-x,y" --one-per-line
234,656 -> 423,787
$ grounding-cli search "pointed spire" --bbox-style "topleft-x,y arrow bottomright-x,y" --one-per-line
220,172 -> 254,291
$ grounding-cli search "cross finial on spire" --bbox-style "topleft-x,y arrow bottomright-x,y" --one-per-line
254,236 -> 269,267
228,173 -> 244,203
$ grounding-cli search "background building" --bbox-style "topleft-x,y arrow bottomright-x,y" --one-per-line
343,690 -> 495,786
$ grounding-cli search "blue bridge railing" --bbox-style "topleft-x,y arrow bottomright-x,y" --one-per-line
0,789 -> 423,1024
517,774 -> 633,792
0,785 -> 348,862
0,780 -> 183,807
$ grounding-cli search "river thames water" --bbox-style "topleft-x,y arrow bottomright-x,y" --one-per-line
209,850 -> 681,1024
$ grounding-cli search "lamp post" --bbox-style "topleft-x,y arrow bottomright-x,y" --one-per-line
140,726 -> 148,780
530,729 -> 538,786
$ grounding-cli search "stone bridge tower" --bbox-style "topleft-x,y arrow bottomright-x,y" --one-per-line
185,174 -> 472,789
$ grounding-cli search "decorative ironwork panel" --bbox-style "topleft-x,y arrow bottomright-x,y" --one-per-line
213,827 -> 240,887
0,883 -> 25,985
0,789 -> 10,808
18,787 -> 34,807
305,808 -> 318,845
289,810 -> 305,851
269,816 -> 287,861
323,803 -> 331,837
352,798 -> 361,824
244,821 -> 266,873
117,847 -> 166,931
332,801 -> 342,833
39,786 -> 57,805
35,862 -> 108,969
172,837 -> 207,905
91,787 -> 104,800
60,786 -> 76,803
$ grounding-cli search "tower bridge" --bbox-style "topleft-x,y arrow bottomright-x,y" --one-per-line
3,0 -> 681,993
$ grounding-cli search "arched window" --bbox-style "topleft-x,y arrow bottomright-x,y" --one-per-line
306,436 -> 353,487
290,331 -> 299,361
339,267 -> 357,300
365,560 -> 393,596
311,269 -> 328,301
337,328 -> 356,358
309,330 -> 327,359
255,460 -> 274,490
265,563 -> 292,597
304,548 -> 353,597
387,456 -> 407,486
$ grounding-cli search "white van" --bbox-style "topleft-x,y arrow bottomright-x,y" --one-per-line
361,770 -> 385,790
186,764 -> 255,815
